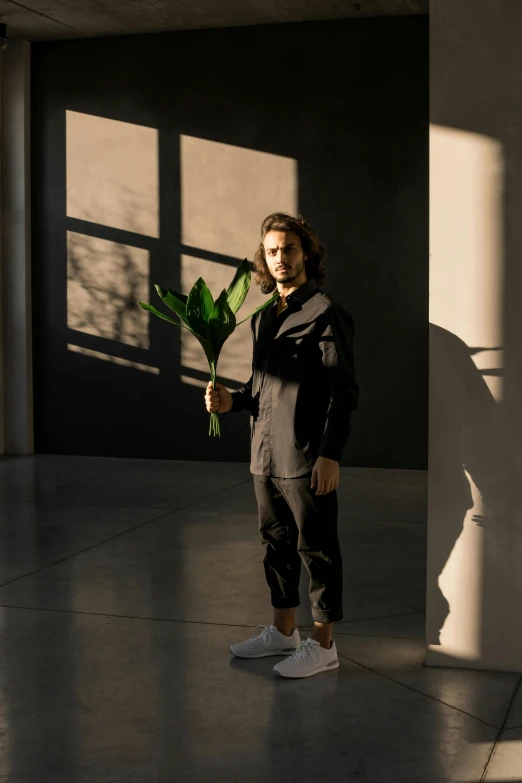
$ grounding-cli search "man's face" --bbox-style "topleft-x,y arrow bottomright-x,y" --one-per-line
263,230 -> 307,284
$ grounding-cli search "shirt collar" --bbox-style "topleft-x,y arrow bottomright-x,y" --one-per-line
280,277 -> 318,307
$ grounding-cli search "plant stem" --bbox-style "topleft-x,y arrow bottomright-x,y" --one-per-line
209,411 -> 220,437
208,366 -> 221,437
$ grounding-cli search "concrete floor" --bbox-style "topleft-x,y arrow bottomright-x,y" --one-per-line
0,456 -> 520,782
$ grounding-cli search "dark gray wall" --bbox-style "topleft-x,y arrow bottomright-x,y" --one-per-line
31,16 -> 428,468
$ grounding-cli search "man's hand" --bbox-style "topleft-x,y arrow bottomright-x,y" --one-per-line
311,456 -> 339,495
205,382 -> 233,414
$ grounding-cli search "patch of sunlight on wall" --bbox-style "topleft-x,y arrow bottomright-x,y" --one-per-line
180,135 -> 297,258
68,345 -> 159,374
180,136 -> 297,382
434,468 -> 484,662
180,374 -> 207,389
67,232 -> 149,349
66,111 -> 159,238
430,124 -> 504,400
427,124 -> 504,666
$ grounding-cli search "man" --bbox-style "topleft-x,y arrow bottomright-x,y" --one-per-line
204,212 -> 359,678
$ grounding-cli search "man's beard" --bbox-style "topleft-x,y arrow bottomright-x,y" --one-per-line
275,261 -> 304,283
261,260 -> 305,294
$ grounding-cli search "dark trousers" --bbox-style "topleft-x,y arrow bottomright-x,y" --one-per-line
253,473 -> 343,623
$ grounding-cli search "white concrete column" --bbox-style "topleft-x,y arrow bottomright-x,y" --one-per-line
426,1 -> 522,672
0,40 -> 33,455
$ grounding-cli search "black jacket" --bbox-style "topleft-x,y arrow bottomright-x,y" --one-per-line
230,277 -> 359,477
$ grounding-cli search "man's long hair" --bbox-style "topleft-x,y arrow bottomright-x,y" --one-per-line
253,212 -> 326,294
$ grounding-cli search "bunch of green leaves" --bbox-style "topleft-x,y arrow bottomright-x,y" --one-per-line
139,259 -> 278,436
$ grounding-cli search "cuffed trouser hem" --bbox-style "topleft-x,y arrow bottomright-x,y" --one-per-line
271,595 -> 300,609
311,608 -> 343,623
254,474 -> 343,626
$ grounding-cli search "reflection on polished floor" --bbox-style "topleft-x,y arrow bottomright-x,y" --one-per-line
0,455 -> 519,782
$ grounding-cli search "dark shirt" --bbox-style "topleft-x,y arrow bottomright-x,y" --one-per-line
230,277 -> 359,477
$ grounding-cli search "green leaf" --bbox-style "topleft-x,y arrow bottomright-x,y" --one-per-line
236,291 -> 279,325
226,259 -> 251,314
209,289 -> 227,322
140,302 -> 199,335
186,278 -> 215,340
140,297 -> 217,376
194,332 -> 217,369
196,278 -> 215,321
139,301 -> 185,327
155,286 -> 188,322
208,289 -> 236,359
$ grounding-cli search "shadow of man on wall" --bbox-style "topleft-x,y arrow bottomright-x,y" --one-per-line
427,323 -> 506,647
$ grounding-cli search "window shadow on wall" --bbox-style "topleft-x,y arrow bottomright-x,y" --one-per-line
31,16 -> 428,469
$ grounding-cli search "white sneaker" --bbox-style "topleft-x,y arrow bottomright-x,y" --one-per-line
230,625 -> 300,658
273,637 -> 340,678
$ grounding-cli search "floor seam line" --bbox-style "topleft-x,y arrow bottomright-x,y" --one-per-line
336,609 -> 425,624
0,601 -> 425,628
331,632 -> 422,641
336,649 -> 500,729
480,675 -> 522,782
338,518 -> 427,523
5,499 -> 175,511
0,604 -> 425,643
0,477 -> 253,589
0,508 -> 172,588
0,604 -> 270,629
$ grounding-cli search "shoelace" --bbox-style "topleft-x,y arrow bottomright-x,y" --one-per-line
251,625 -> 277,647
291,637 -> 322,664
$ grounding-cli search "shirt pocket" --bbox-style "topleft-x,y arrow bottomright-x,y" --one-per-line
283,334 -> 305,356
275,333 -> 311,385
281,326 -> 322,368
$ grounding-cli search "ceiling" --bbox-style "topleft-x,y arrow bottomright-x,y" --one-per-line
0,0 -> 427,41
